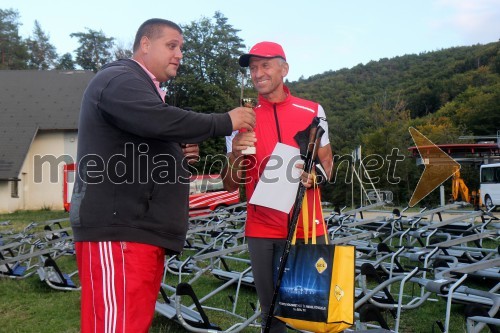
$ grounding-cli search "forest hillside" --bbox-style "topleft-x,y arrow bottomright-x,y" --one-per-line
286,41 -> 500,206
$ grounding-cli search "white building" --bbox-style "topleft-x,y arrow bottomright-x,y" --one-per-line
0,70 -> 94,212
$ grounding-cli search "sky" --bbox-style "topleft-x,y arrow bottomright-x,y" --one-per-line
3,0 -> 500,82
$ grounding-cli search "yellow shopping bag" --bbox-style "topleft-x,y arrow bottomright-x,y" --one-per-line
273,193 -> 355,333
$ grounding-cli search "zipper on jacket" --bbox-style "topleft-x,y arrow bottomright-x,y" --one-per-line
273,103 -> 293,228
252,181 -> 257,212
250,104 -> 281,214
273,104 -> 282,143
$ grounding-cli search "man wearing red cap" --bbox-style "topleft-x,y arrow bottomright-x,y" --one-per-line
223,41 -> 333,333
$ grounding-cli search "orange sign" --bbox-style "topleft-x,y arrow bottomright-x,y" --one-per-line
408,127 -> 460,207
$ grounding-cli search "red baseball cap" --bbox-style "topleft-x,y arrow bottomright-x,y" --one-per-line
239,41 -> 287,67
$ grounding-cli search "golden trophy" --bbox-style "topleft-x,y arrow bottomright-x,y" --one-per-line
240,98 -> 257,155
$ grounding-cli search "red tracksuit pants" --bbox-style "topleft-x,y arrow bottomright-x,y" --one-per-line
76,241 -> 165,333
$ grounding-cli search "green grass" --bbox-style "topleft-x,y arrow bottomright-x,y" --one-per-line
0,210 -> 259,333
0,210 -> 496,332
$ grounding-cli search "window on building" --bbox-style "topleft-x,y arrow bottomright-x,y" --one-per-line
11,180 -> 19,198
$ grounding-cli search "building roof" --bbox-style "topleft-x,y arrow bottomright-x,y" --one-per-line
408,143 -> 500,164
0,70 -> 95,180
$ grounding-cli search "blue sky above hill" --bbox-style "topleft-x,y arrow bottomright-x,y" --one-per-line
3,0 -> 499,81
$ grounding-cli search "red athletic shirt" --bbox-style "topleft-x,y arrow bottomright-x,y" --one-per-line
243,86 -> 326,239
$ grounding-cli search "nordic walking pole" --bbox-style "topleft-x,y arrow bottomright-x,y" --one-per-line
263,117 -> 325,333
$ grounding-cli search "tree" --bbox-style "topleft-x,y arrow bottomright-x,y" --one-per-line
113,42 -> 133,60
167,11 -> 245,112
25,20 -> 58,70
0,8 -> 28,69
437,83 -> 500,135
55,52 -> 76,70
70,28 -> 114,72
165,12 -> 247,173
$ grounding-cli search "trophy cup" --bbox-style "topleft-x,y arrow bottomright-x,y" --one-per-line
241,98 -> 257,108
240,98 -> 257,155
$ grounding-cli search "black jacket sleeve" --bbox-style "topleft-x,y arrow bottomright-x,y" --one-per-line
94,68 -> 233,143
